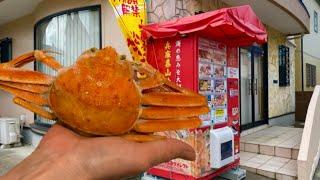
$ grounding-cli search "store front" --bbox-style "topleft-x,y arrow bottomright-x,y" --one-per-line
142,5 -> 267,179
146,0 -> 308,134
240,45 -> 268,131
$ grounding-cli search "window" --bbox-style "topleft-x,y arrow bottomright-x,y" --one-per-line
279,45 -> 290,87
34,6 -> 101,126
306,63 -> 316,87
0,38 -> 12,63
314,11 -> 318,33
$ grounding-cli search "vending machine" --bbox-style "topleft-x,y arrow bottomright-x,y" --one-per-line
144,34 -> 239,179
142,5 -> 267,179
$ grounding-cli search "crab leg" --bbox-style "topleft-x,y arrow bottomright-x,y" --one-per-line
121,134 -> 165,142
0,51 -> 60,123
33,50 -> 62,70
132,64 -> 209,137
0,68 -> 54,85
0,81 -> 50,94
134,117 -> 202,133
0,52 -> 34,68
140,106 -> 209,119
136,64 -> 196,95
0,51 -> 61,124
0,85 -> 48,106
0,50 -> 60,85
13,97 -> 56,120
141,92 -> 207,107
5,50 -> 62,70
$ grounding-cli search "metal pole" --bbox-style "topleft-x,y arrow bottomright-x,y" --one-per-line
301,34 -> 304,92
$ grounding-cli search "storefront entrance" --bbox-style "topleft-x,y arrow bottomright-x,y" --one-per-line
240,46 -> 268,131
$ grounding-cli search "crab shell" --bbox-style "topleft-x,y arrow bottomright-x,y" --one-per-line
50,48 -> 141,135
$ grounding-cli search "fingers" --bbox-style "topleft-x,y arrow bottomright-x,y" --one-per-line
36,125 -> 196,180
138,138 -> 196,167
78,137 -> 195,180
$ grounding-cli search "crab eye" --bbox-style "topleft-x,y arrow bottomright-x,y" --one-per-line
136,72 -> 147,79
120,55 -> 126,60
90,48 -> 98,52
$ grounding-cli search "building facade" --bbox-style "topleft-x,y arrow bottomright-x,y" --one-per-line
296,0 -> 320,92
0,0 -> 310,145
146,0 -> 309,129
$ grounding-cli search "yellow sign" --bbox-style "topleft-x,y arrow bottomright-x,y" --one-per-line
215,109 -> 225,117
164,41 -> 172,78
108,0 -> 147,62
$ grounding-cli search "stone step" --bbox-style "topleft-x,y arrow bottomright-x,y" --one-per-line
240,142 -> 300,160
240,126 -> 303,160
240,151 -> 297,179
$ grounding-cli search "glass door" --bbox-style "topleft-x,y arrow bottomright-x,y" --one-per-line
240,48 -> 252,126
240,46 -> 268,130
254,53 -> 266,123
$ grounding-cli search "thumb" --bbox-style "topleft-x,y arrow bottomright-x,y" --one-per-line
138,138 -> 196,167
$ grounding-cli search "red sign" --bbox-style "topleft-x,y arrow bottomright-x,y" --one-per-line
227,47 -> 239,68
147,35 -> 196,91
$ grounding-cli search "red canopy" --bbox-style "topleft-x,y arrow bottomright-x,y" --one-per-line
142,5 -> 267,46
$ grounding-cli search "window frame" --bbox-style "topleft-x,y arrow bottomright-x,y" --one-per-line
306,63 -> 317,87
34,5 -> 102,64
278,45 -> 290,87
33,5 -> 102,125
0,37 -> 12,63
314,10 -> 318,33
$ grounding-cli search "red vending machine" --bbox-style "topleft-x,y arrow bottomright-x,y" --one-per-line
142,5 -> 267,179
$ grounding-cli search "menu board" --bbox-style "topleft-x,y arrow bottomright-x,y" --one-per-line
198,38 -> 228,124
213,65 -> 226,78
199,62 -> 212,78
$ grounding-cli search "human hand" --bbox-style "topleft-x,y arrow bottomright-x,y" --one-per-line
3,125 -> 195,180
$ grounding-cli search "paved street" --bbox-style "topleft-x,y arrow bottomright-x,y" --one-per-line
0,145 -> 35,176
0,145 -> 271,179
314,162 -> 320,180
3,144 -> 320,179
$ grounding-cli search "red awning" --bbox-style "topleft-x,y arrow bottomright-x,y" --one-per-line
142,5 -> 267,46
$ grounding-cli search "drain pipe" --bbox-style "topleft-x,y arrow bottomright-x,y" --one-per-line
286,34 -> 304,91
301,34 -> 304,92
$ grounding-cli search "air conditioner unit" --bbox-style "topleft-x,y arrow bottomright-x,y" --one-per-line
210,126 -> 234,169
0,117 -> 21,146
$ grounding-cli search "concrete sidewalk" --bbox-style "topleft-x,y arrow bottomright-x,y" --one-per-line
7,145 -> 320,179
0,145 -> 271,179
0,145 -> 35,176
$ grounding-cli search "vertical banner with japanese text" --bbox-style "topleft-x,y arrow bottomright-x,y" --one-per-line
226,46 -> 240,157
108,0 -> 146,62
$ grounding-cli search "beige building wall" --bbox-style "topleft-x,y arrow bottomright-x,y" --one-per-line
0,15 -> 34,124
295,38 -> 303,91
267,26 -> 296,118
0,0 -> 130,126
295,36 -> 320,92
147,0 -> 228,23
303,0 -> 320,59
303,54 -> 320,91
296,0 -> 320,92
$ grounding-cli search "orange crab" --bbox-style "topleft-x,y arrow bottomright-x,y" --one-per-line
0,47 -> 209,142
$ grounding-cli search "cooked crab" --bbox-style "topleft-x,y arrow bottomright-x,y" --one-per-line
0,47 -> 209,142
